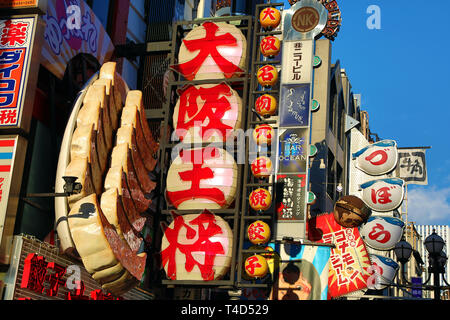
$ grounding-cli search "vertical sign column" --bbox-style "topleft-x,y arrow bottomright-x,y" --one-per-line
0,14 -> 42,132
275,0 -> 329,241
0,4 -> 44,264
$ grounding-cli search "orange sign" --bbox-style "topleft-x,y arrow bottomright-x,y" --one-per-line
259,7 -> 281,30
0,0 -> 38,9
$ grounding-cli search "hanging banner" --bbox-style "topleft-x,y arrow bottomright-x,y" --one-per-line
360,178 -> 405,212
307,213 -> 372,298
395,148 -> 428,185
268,242 -> 330,300
352,140 -> 398,176
41,0 -> 115,79
0,135 -> 27,264
0,15 -> 42,131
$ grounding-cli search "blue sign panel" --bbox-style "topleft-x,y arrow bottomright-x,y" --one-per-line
411,277 -> 423,298
278,128 -> 308,174
279,84 -> 310,127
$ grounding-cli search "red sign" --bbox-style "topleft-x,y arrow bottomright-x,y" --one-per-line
171,22 -> 245,80
174,83 -> 240,142
167,148 -> 227,208
260,36 -> 280,57
307,213 -> 372,298
161,211 -> 232,281
0,17 -> 36,129
0,48 -> 26,125
20,253 -> 123,300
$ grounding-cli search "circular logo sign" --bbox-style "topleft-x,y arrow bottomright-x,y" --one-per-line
292,7 -> 320,33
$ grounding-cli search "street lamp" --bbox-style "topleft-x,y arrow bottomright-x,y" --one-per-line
424,230 -> 447,300
424,230 -> 445,257
393,230 -> 449,300
393,240 -> 413,264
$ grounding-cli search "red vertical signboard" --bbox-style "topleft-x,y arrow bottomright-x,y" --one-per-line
0,15 -> 42,131
308,213 -> 372,298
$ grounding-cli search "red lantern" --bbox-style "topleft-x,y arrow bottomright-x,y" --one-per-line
257,65 -> 278,87
255,94 -> 277,117
260,36 -> 281,58
248,220 -> 271,245
253,124 -> 274,145
249,188 -> 272,212
173,83 -> 243,143
171,22 -> 247,80
166,147 -> 238,210
245,255 -> 269,278
161,211 -> 233,281
251,156 -> 273,178
259,7 -> 281,30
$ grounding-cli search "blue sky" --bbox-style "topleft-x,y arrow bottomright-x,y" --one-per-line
284,0 -> 450,225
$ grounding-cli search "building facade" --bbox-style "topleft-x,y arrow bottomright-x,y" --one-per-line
0,0 -> 153,299
1,0 -> 442,301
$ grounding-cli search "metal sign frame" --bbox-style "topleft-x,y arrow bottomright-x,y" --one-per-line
156,14 -> 253,288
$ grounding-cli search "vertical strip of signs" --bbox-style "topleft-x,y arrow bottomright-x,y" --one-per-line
0,16 -> 37,129
275,37 -> 314,240
0,135 -> 27,264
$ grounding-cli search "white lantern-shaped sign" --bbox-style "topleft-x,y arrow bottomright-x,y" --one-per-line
360,216 -> 405,250
161,211 -> 233,281
360,178 -> 405,212
171,22 -> 247,81
352,140 -> 398,176
166,147 -> 238,210
367,254 -> 399,291
173,83 -> 242,143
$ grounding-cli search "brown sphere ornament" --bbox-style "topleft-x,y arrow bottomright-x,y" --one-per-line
333,195 -> 372,228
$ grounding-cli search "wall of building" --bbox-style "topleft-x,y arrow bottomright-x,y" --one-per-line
310,39 -> 355,216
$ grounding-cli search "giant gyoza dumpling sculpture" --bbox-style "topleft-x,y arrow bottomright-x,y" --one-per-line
56,62 -> 159,295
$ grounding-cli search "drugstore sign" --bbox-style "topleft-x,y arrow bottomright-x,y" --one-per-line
0,15 -> 40,130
